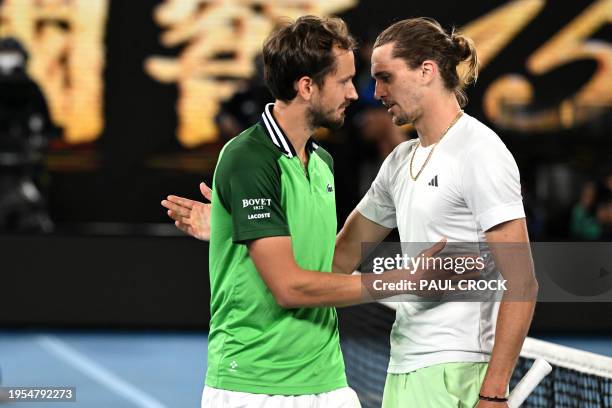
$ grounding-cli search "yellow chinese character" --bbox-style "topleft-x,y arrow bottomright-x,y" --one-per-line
0,0 -> 109,143
146,0 -> 356,147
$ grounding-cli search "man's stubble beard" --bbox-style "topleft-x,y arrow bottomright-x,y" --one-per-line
308,103 -> 345,131
392,88 -> 424,127
393,102 -> 421,127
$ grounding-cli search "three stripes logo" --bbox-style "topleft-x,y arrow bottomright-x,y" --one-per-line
428,175 -> 439,187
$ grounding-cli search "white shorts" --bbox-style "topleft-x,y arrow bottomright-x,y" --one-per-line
201,385 -> 362,408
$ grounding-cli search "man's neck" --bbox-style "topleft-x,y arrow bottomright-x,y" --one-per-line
414,93 -> 462,147
273,100 -> 312,161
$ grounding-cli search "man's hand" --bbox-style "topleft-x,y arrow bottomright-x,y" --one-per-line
362,239 -> 481,300
408,240 -> 481,298
161,182 -> 212,241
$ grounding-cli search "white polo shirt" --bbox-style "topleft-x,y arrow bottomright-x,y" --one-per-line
357,113 -> 525,373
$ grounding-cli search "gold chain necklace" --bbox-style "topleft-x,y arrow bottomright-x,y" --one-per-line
409,110 -> 463,181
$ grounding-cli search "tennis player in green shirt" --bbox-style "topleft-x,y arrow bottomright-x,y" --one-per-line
165,16 -> 368,407
201,15 -> 361,406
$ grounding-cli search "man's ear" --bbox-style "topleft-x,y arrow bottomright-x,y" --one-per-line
421,60 -> 437,85
295,76 -> 315,101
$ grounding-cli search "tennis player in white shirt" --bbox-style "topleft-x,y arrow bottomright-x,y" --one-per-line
339,18 -> 537,407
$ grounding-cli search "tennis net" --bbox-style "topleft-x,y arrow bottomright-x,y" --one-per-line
338,303 -> 612,408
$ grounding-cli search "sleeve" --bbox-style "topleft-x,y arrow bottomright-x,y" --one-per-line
461,139 -> 525,231
356,153 -> 397,228
215,151 -> 289,243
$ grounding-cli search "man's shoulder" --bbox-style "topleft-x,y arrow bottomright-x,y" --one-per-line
221,123 -> 278,159
217,124 -> 281,172
450,115 -> 518,171
385,138 -> 418,166
456,114 -> 504,149
397,138 -> 419,154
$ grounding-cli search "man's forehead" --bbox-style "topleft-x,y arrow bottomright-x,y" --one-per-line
371,45 -> 409,75
371,43 -> 395,61
333,46 -> 353,57
372,45 -> 393,65
370,58 -> 399,76
334,49 -> 356,74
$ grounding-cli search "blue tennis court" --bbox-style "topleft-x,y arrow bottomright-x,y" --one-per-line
0,331 -> 207,408
0,331 -> 610,408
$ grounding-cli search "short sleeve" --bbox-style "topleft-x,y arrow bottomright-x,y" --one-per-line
356,153 -> 397,228
215,150 -> 289,243
462,139 -> 525,231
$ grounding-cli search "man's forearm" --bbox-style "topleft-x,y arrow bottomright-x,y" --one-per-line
277,269 -> 364,308
480,299 -> 536,396
250,235 -> 408,308
279,268 -> 429,308
481,218 -> 537,398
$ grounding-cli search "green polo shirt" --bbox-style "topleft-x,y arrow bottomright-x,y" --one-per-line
205,103 -> 346,395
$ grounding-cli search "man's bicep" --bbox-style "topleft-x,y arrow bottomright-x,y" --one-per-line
485,218 -> 537,298
334,210 -> 392,274
485,217 -> 529,243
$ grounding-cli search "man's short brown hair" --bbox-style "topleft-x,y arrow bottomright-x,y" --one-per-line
263,16 -> 356,102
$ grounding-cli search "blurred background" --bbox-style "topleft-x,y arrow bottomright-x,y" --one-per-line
0,0 -> 611,407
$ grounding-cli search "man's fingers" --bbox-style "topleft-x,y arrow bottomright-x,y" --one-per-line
161,199 -> 180,213
166,210 -> 181,222
167,209 -> 192,224
166,195 -> 195,209
200,182 -> 212,201
422,238 -> 447,258
162,200 -> 192,218
174,220 -> 192,235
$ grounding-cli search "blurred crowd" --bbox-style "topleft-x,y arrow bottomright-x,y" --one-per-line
0,37 -> 56,233
570,172 -> 612,241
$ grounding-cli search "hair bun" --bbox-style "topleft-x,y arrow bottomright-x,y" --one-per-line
451,34 -> 472,61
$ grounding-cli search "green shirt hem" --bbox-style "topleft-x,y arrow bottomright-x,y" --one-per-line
205,377 -> 348,395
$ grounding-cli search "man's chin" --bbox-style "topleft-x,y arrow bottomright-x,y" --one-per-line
392,114 -> 410,127
391,116 -> 404,126
309,107 -> 345,131
319,115 -> 344,130
325,120 -> 344,130
334,115 -> 346,128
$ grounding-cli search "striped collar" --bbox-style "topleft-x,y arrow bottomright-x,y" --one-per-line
259,103 -> 319,158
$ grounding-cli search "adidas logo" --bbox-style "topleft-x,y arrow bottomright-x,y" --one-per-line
428,175 -> 439,187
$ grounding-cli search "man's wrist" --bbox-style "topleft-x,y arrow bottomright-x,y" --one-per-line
479,380 -> 509,397
478,394 -> 508,403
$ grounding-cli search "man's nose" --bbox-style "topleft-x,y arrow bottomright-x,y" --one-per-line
374,81 -> 385,100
